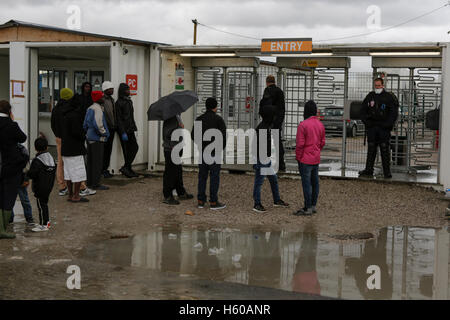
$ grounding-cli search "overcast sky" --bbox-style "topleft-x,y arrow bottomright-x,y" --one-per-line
1,0 -> 449,45
1,0 -> 449,70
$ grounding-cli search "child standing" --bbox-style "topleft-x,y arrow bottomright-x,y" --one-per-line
293,100 -> 325,216
252,105 -> 289,213
27,137 -> 56,232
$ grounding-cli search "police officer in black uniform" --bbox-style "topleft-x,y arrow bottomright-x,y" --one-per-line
359,77 -> 399,179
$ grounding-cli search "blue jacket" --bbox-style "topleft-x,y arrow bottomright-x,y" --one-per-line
83,103 -> 110,142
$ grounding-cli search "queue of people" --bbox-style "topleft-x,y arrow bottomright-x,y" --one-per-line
0,75 -> 401,239
0,80 -> 140,237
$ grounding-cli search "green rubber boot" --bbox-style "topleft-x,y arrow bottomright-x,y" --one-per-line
0,210 -> 16,239
3,209 -> 11,226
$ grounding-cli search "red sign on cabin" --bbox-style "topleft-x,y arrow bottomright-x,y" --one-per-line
126,74 -> 138,95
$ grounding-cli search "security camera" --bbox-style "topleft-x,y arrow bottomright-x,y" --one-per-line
123,48 -> 129,55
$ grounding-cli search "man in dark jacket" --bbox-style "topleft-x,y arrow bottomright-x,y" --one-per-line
51,88 -> 90,196
0,100 -> 27,239
252,104 -> 289,213
116,83 -> 139,178
101,81 -> 118,178
191,97 -> 227,210
359,78 -> 399,179
259,75 -> 286,171
73,82 -> 93,119
162,114 -> 193,205
61,97 -> 89,203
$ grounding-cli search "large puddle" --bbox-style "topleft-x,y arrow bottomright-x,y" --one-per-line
82,225 -> 450,300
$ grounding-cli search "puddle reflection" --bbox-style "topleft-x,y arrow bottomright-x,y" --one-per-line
83,225 -> 449,300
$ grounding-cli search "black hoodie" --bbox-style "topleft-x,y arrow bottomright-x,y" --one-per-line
61,103 -> 86,157
0,115 -> 27,178
73,81 -> 93,119
27,151 -> 56,198
51,98 -> 73,139
115,83 -> 137,135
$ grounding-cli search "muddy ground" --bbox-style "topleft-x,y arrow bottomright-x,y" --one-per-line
0,171 -> 448,299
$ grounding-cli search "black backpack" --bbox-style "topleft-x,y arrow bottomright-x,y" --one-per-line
425,108 -> 440,130
350,101 -> 363,120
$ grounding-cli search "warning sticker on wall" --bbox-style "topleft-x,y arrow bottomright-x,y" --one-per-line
301,60 -> 318,68
175,63 -> 184,90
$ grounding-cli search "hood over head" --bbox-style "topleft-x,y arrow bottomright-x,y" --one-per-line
304,100 -> 317,120
118,83 -> 130,98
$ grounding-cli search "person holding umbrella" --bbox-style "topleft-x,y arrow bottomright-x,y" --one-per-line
148,90 -> 198,205
161,114 -> 193,204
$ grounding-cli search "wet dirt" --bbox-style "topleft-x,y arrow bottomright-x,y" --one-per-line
0,171 -> 448,299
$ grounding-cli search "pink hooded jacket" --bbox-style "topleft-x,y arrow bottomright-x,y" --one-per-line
296,116 -> 326,165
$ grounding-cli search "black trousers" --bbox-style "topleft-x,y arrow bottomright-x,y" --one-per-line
273,124 -> 285,170
87,141 -> 105,187
367,126 -> 391,144
120,132 -> 139,168
0,173 -> 22,211
36,196 -> 49,226
103,128 -> 117,172
163,150 -> 186,199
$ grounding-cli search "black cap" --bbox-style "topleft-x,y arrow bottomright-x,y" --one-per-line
206,97 -> 218,110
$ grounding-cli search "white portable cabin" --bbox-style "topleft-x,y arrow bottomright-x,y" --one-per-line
0,20 -> 161,174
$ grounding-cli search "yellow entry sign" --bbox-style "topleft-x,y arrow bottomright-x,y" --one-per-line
261,38 -> 312,54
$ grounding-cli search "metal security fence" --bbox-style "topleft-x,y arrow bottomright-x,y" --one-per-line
192,60 -> 441,180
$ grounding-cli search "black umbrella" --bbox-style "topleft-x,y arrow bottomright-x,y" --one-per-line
147,90 -> 198,121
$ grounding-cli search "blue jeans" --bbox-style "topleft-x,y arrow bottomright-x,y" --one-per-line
198,163 -> 221,203
298,162 -> 320,209
11,185 -> 33,221
253,162 -> 281,206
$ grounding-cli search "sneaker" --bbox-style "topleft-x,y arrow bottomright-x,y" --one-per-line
198,200 -> 206,209
80,188 -> 96,196
103,170 -> 113,179
178,193 -> 194,200
253,204 -> 266,213
58,187 -> 68,196
210,201 -> 226,210
163,197 -> 180,205
26,218 -> 36,226
92,185 -> 110,191
293,208 -> 313,216
312,206 -> 317,214
31,225 -> 49,232
274,200 -> 289,208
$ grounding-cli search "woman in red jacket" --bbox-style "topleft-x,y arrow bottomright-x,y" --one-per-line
294,101 -> 325,216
